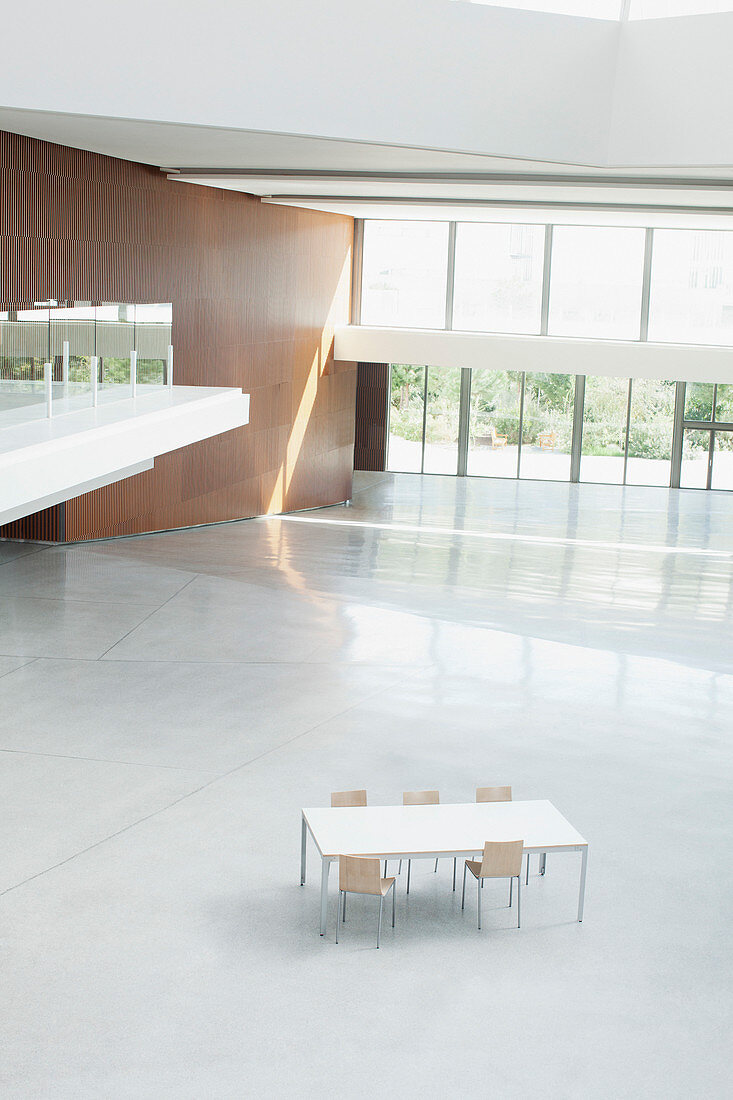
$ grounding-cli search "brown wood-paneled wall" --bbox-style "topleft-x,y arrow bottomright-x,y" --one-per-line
0,130 -> 355,541
353,363 -> 389,471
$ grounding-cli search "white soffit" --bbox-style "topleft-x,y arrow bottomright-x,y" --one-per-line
335,326 -> 733,385
0,386 -> 250,527
259,199 -> 733,228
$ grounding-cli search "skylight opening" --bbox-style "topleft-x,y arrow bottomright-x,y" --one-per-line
455,1 -> 621,17
455,1 -> 733,19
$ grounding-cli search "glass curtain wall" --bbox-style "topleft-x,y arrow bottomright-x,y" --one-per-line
681,381 -> 733,489
368,221 -> 733,491
385,362 -> 731,490
361,222 -> 449,329
548,227 -> 646,340
520,372 -> 575,481
625,379 -> 675,486
387,364 -> 425,472
467,370 -> 522,478
453,224 -> 545,334
422,367 -> 461,474
580,375 -> 630,484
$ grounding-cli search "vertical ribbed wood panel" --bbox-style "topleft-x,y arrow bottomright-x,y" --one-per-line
353,362 -> 390,472
0,130 -> 355,541
0,505 -> 62,541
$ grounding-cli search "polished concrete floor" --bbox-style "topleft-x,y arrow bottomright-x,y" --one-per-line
1,473 -> 731,1098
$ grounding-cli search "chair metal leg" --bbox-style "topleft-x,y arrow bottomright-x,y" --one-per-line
398,859 -> 402,874
517,876 -> 521,928
434,858 -> 439,873
461,862 -> 467,909
526,852 -> 530,885
453,858 -> 457,891
509,877 -> 513,907
377,895 -> 384,949
407,859 -> 411,894
477,876 -> 482,930
392,883 -> 396,928
541,852 -> 546,876
342,891 -> 346,922
384,860 -> 387,877
336,892 -> 342,943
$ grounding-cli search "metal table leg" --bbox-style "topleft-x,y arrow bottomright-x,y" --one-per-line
578,846 -> 588,922
300,816 -> 307,886
320,858 -> 331,936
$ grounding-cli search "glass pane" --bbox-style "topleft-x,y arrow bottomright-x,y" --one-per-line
680,429 -> 711,488
684,381 -> 715,422
452,223 -> 544,335
580,375 -> 629,484
135,303 -> 172,385
648,230 -> 733,345
361,221 -> 449,329
387,364 -> 425,473
96,304 -> 134,387
548,226 -> 646,339
422,367 -> 461,475
625,378 -> 675,486
711,431 -> 733,489
467,369 -> 522,478
519,372 -> 575,481
714,383 -> 733,423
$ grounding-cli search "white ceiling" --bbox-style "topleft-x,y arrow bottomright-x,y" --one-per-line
2,0 -> 733,223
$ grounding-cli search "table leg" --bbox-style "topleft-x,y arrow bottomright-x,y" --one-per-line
300,816 -> 307,886
540,852 -> 546,876
578,846 -> 588,922
320,858 -> 330,936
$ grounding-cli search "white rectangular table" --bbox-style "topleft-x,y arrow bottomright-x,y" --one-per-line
301,799 -> 588,935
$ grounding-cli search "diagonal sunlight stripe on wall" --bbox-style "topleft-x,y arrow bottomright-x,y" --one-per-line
268,514 -> 733,559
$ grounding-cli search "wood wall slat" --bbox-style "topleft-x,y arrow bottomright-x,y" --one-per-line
353,363 -> 390,472
0,129 -> 355,541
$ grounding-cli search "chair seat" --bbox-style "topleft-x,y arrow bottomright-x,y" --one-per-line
465,860 -> 482,879
379,877 -> 396,896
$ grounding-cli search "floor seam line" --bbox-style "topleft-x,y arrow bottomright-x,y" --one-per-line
0,746 -> 217,772
0,657 -> 39,682
95,574 -> 200,660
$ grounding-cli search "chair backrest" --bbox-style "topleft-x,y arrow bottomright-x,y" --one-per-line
331,789 -> 367,808
339,855 -> 382,895
476,785 -> 512,803
403,790 -> 439,806
479,840 -> 524,879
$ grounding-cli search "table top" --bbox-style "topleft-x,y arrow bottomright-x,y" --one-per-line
303,800 -> 587,859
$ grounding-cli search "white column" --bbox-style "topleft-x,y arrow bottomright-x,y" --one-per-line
44,362 -> 53,418
167,345 -> 174,389
91,355 -> 98,408
130,349 -> 137,398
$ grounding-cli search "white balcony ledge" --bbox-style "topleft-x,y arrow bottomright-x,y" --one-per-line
0,385 -> 250,527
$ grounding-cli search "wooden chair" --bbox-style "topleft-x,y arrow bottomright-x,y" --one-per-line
402,790 -> 441,893
336,856 -> 396,949
490,427 -> 508,449
331,790 -> 367,808
461,840 -> 524,930
475,785 -> 512,803
476,786 -> 535,881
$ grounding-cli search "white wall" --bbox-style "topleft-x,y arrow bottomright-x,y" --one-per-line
2,3 -> 732,172
0,1 -> 616,165
611,14 -> 733,167
335,326 -> 733,385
